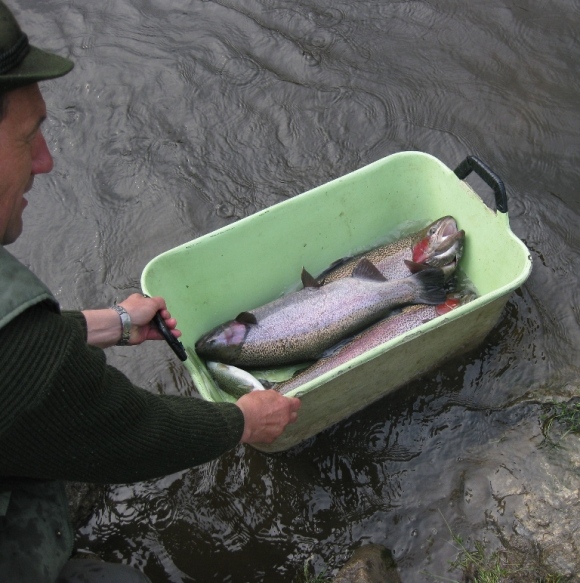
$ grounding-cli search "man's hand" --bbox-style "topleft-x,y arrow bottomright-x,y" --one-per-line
236,390 -> 301,444
119,294 -> 180,345
83,294 -> 181,348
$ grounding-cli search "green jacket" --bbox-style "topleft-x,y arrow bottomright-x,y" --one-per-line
0,245 -> 245,484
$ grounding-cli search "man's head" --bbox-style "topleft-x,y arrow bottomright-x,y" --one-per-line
0,1 -> 73,95
0,1 -> 73,244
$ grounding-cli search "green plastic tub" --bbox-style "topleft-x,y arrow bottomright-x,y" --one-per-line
141,151 -> 532,452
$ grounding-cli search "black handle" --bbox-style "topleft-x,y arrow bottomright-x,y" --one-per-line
143,293 -> 187,361
453,155 -> 508,213
153,312 -> 188,361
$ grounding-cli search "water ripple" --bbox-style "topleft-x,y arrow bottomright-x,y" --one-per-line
15,0 -> 580,580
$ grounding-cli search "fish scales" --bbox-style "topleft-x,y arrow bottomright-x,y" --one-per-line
276,303 -> 438,394
195,266 -> 446,367
316,216 -> 463,285
317,232 -> 419,284
234,279 -> 419,365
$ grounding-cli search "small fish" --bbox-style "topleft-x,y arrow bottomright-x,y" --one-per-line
246,362 -> 314,387
316,216 -> 464,284
275,290 -> 476,394
206,361 -> 265,399
195,260 -> 446,367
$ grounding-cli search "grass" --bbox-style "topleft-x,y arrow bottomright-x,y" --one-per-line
542,399 -> 580,445
447,535 -> 565,583
449,536 -> 509,583
301,574 -> 330,583
423,513 -> 569,583
293,559 -> 330,583
423,529 -> 514,583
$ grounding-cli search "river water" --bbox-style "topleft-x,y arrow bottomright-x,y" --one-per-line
10,0 -> 580,581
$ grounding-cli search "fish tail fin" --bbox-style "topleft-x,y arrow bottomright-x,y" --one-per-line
412,267 -> 447,305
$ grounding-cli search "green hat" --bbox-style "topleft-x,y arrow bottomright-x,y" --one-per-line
0,0 -> 73,91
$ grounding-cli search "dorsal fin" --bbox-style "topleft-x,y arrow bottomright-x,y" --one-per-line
301,268 -> 321,288
352,258 -> 386,281
235,311 -> 258,325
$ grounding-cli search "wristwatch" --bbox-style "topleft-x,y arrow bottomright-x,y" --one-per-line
111,304 -> 131,346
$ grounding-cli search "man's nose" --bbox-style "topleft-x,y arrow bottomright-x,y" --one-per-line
31,131 -> 54,175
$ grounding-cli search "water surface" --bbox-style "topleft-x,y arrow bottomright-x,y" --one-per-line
11,0 -> 580,580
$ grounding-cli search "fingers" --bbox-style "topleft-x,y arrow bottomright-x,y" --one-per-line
120,294 -> 164,319
236,391 -> 301,444
118,294 -> 181,343
147,295 -> 167,312
147,299 -> 182,337
287,397 -> 301,424
155,309 -> 182,339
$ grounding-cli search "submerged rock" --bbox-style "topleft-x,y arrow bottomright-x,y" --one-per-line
455,396 -> 580,581
487,408 -> 580,580
65,482 -> 104,530
331,544 -> 402,583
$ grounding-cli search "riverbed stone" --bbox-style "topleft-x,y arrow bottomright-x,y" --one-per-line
484,400 -> 580,581
64,482 -> 104,531
331,544 -> 402,583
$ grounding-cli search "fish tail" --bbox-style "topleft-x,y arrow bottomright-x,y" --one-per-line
412,267 -> 447,305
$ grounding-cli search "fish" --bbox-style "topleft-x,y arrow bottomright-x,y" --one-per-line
195,260 -> 446,367
246,362 -> 314,388
316,216 -> 464,284
275,289 -> 476,395
206,361 -> 265,399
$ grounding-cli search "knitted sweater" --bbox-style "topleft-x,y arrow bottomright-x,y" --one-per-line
0,247 -> 245,484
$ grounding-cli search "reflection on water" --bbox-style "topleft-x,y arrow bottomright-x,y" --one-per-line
11,0 -> 580,581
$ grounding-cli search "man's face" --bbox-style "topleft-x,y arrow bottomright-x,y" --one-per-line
0,83 -> 53,245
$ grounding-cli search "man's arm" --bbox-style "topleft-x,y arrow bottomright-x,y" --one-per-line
82,294 -> 301,445
0,303 -> 243,482
0,302 -> 300,483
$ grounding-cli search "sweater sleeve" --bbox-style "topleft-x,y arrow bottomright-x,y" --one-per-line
0,303 -> 245,484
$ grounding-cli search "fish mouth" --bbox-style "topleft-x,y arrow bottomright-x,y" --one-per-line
437,216 -> 459,238
420,215 -> 457,240
412,225 -> 464,268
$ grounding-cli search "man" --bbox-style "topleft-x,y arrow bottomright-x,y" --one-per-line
0,2 -> 301,581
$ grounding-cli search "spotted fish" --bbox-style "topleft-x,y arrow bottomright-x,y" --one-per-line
275,290 -> 476,394
195,260 -> 446,367
316,215 -> 464,284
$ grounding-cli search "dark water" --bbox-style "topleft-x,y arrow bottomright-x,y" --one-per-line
10,0 -> 580,581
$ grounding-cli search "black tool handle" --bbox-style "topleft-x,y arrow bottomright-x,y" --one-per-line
143,293 -> 187,361
453,155 -> 508,214
153,311 -> 188,361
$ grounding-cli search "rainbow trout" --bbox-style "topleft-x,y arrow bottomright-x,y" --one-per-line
195,260 -> 446,367
275,290 -> 476,394
316,216 -> 464,284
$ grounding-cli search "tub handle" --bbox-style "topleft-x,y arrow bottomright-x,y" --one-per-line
453,156 -> 508,214
143,294 -> 188,361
